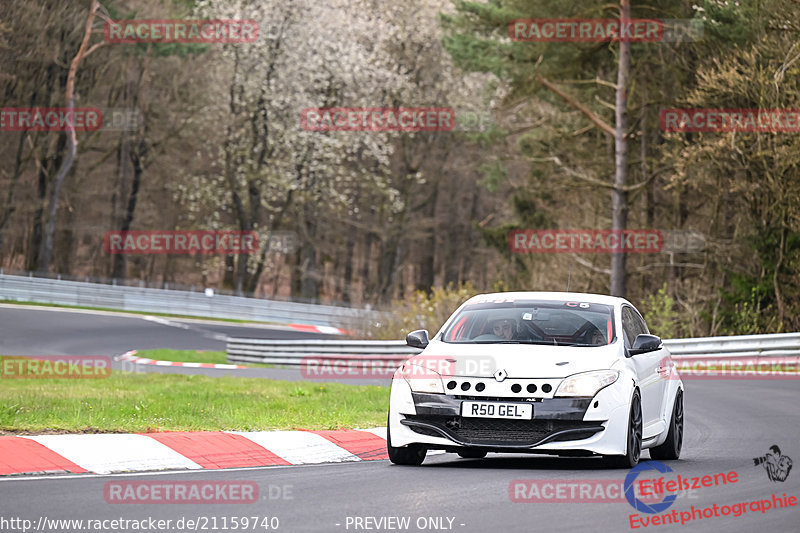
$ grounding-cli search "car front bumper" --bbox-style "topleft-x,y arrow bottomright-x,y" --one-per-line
388,378 -> 631,456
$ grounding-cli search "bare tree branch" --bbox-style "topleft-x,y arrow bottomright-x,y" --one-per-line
536,74 -> 615,137
38,0 -> 102,272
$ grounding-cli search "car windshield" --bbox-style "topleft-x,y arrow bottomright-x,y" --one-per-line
441,300 -> 615,346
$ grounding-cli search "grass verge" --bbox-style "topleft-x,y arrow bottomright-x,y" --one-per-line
136,349 -> 229,365
0,371 -> 389,434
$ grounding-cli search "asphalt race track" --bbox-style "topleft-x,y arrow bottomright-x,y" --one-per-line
1,305 -> 798,532
0,304 -> 338,354
0,305 -> 387,385
2,380 -> 798,532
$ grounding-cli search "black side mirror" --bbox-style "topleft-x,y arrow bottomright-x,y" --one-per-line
629,334 -> 662,356
406,329 -> 429,349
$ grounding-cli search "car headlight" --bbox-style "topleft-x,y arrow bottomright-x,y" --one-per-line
554,370 -> 619,398
399,363 -> 445,394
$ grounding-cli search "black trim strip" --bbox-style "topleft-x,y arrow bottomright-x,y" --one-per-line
400,418 -> 604,449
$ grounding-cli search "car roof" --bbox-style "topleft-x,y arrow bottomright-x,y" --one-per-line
464,291 -> 630,308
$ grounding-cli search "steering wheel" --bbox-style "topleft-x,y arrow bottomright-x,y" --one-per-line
473,333 -> 504,341
520,320 -> 548,341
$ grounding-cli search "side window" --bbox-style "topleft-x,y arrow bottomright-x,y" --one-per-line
621,307 -> 637,349
630,308 -> 649,336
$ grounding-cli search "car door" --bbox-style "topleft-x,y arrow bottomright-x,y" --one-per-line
631,307 -> 669,427
622,306 -> 663,435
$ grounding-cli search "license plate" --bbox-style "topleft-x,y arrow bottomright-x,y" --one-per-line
461,401 -> 532,419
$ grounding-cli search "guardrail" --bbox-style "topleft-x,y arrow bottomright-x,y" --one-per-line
227,339 -> 419,366
662,332 -> 800,358
226,332 -> 800,366
0,272 -> 372,328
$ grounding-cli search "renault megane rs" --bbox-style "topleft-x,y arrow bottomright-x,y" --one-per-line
387,292 -> 684,468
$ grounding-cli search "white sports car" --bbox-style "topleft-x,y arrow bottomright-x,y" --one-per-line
387,292 -> 684,468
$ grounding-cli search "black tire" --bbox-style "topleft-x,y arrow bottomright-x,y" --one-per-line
457,449 -> 487,459
649,390 -> 683,460
604,390 -> 642,469
387,416 -> 427,466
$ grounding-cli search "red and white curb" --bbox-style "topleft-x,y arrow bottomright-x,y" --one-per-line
286,324 -> 353,336
0,428 -> 389,476
141,315 -> 352,337
115,351 -> 247,369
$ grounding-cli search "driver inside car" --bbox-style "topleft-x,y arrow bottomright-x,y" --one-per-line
590,328 -> 606,345
491,318 -> 517,340
583,325 -> 606,345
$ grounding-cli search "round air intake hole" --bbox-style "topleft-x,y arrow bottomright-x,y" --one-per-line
527,384 -> 537,393
511,384 -> 522,393
541,383 -> 552,393
475,383 -> 486,392
594,401 -> 599,408
461,382 -> 471,391
447,381 -> 457,390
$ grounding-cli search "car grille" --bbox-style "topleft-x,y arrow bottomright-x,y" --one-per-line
452,395 -> 540,402
403,415 -> 602,446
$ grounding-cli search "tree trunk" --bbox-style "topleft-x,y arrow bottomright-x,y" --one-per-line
38,115 -> 76,273
362,231 -> 375,301
297,201 -> 320,301
110,61 -> 139,280
416,180 -> 438,292
0,132 -> 28,257
342,225 -> 356,303
112,138 -> 145,279
111,133 -> 132,279
26,141 -> 59,272
223,255 -> 235,290
610,0 -> 631,297
244,190 -> 294,295
38,0 -> 103,273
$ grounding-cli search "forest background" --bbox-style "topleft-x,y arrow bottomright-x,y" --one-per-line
1,0 -> 798,337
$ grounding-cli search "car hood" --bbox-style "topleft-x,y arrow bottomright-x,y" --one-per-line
406,340 -> 620,378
